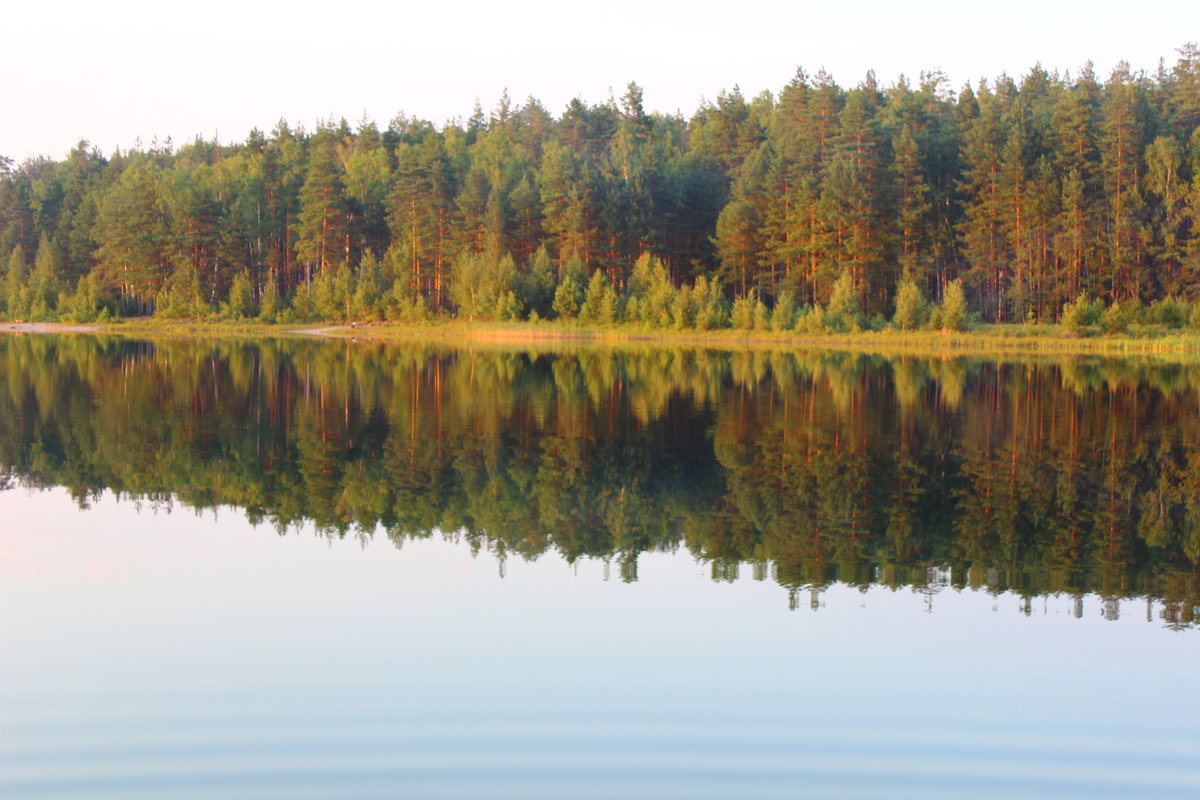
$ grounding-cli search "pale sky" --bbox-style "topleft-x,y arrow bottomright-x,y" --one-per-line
2,0 -> 1196,162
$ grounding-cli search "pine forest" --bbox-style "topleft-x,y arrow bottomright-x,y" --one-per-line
3,47 -> 1200,332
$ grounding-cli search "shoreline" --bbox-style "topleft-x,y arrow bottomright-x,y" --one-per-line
4,320 -> 1200,360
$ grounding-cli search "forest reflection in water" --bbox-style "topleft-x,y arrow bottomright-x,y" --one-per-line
1,334 -> 1198,626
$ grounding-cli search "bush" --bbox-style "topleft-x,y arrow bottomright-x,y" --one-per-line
795,305 -> 829,334
1060,293 -> 1102,333
937,279 -> 969,332
730,296 -> 755,330
156,265 -> 209,320
752,297 -> 770,330
770,292 -> 797,332
552,271 -> 584,320
1150,297 -> 1187,329
825,270 -> 863,332
58,273 -> 114,323
670,285 -> 693,329
575,269 -> 620,325
223,270 -> 256,320
691,276 -> 728,330
891,276 -> 930,331
1100,301 -> 1128,334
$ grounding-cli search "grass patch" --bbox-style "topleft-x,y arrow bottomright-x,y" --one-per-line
8,318 -> 1200,361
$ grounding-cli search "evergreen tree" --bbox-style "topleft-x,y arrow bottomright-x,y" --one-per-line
224,269 -> 256,319
891,276 -> 930,330
824,269 -> 864,332
4,245 -> 26,319
937,279 -> 970,331
552,258 -> 586,320
29,232 -> 61,319
1100,68 -> 1148,301
296,125 -> 350,281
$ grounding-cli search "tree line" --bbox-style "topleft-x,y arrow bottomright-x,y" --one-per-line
2,336 -> 1198,622
2,46 -> 1200,328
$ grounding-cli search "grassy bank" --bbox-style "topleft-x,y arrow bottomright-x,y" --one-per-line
6,318 -> 1200,360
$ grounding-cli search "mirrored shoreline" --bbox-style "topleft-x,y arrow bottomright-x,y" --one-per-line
2,334 -> 1198,624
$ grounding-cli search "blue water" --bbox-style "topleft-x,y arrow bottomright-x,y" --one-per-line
2,488 -> 1197,799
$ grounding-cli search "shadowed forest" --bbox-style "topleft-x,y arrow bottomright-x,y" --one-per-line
2,335 -> 1198,623
2,48 -> 1200,333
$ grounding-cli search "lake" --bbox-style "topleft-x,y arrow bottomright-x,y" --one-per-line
1,335 -> 1197,799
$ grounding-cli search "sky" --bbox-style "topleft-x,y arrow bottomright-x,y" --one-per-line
2,0 -> 1197,162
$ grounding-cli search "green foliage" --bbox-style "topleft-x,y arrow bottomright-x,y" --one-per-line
937,279 -> 970,332
517,246 -> 557,318
730,296 -> 755,330
385,285 -> 432,322
1100,300 -> 1129,334
1150,296 -> 1188,328
579,269 -> 619,325
156,264 -> 209,319
450,251 -> 523,321
625,253 -> 676,327
752,298 -> 770,330
891,277 -> 930,331
58,272 -> 113,323
551,258 -> 586,320
794,305 -> 818,333
669,284 -> 693,330
28,234 -> 61,321
309,265 -> 353,321
1060,293 -> 1104,332
770,292 -> 796,332
2,53 -> 1200,325
691,276 -> 728,330
4,245 -> 27,320
258,276 -> 284,323
350,259 -> 385,322
223,270 -> 256,320
824,271 -> 863,333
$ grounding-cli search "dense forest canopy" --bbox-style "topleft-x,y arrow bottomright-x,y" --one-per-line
2,46 -> 1200,325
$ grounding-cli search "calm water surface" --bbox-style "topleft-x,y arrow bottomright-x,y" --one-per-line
1,335 -> 1198,799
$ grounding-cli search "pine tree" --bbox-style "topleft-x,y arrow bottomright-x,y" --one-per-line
891,276 -> 930,330
824,269 -> 864,332
29,232 -> 61,319
224,269 -> 255,319
4,245 -> 26,319
1100,68 -> 1148,301
959,82 -> 1009,320
296,125 -> 350,281
937,279 -> 970,331
551,258 -> 586,320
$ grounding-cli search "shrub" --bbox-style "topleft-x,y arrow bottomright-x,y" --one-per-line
824,270 -> 863,332
691,276 -> 728,330
670,285 -> 693,329
552,271 -> 584,320
770,292 -> 796,332
1060,293 -> 1102,333
1150,296 -> 1187,329
730,296 -> 755,330
1100,301 -> 1128,334
579,270 -> 618,324
891,276 -> 930,331
752,297 -> 770,330
938,279 -> 969,332
223,270 -> 256,320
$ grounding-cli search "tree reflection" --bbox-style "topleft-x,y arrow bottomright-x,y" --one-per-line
1,334 -> 1197,624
